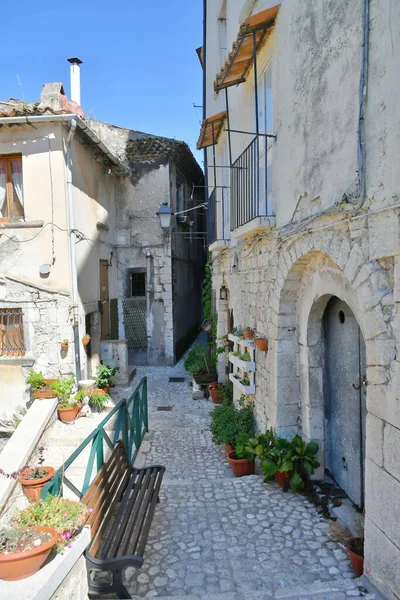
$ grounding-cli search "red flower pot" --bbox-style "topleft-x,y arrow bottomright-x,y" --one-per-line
255,338 -> 268,352
209,383 -> 222,404
0,526 -> 59,581
275,471 -> 291,488
225,443 -> 235,456
346,540 -> 364,577
58,405 -> 78,423
227,452 -> 255,477
19,467 -> 55,503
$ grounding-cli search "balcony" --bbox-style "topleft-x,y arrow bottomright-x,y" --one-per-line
207,188 -> 230,252
231,137 -> 275,239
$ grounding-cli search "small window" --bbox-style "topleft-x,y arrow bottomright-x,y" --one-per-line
131,273 -> 146,297
0,308 -> 25,356
0,156 -> 24,221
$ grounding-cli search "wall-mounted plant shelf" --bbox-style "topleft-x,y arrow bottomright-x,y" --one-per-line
228,334 -> 256,394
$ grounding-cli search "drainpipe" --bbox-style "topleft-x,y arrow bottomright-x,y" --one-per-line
203,0 -> 209,214
145,248 -> 153,364
65,119 -> 81,377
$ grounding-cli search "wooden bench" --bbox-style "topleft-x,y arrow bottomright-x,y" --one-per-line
81,441 -> 165,598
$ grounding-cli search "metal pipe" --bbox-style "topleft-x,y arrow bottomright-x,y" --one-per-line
202,0 -> 209,207
65,119 -> 81,378
225,128 -> 276,140
225,88 -> 233,167
253,31 -> 260,215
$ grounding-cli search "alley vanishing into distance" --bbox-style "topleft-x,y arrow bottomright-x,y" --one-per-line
104,361 -> 374,600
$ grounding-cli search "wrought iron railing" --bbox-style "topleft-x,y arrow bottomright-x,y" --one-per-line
0,307 -> 25,356
231,137 -> 271,230
42,377 -> 148,499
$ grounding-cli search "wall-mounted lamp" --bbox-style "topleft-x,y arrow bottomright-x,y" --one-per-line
220,286 -> 228,301
156,201 -> 173,230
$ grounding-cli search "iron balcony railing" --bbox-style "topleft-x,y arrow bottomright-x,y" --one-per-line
0,308 -> 25,356
231,137 -> 272,230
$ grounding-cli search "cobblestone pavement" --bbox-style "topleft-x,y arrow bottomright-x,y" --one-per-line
120,360 -> 373,600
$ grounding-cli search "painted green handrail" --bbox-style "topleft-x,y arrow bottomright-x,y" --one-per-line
41,377 -> 148,499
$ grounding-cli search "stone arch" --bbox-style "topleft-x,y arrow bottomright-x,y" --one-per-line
271,240 -> 391,465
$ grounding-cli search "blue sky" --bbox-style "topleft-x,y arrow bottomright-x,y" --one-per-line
0,0 -> 204,164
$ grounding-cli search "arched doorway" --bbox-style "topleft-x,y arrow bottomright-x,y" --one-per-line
323,297 -> 367,508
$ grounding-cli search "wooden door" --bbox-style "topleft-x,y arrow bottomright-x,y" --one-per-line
99,260 -> 110,340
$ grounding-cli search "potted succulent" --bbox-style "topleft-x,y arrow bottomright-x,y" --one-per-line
95,364 -> 119,393
18,446 -> 55,503
26,370 -> 56,400
82,333 -> 91,346
0,525 -> 59,581
52,376 -> 80,423
243,327 -> 254,340
15,495 -> 89,552
330,521 -> 364,577
60,339 -> 69,352
255,337 -> 268,352
227,433 -> 256,477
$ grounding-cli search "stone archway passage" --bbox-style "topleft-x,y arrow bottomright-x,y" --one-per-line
323,297 -> 367,508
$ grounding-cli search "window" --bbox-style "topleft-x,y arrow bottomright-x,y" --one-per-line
131,272 -> 146,297
0,308 -> 25,356
255,64 -> 274,215
0,156 -> 24,221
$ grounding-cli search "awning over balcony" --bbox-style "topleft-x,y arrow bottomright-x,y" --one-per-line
214,5 -> 280,93
197,111 -> 227,149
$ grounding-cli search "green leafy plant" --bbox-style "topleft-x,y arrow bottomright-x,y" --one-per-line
95,364 -> 119,389
89,390 -> 108,411
184,345 -> 222,375
240,379 -> 251,386
234,433 -> 259,460
259,433 -> 291,481
231,351 -> 240,357
220,382 -> 233,406
284,435 -> 320,492
210,403 -> 254,446
15,495 -> 89,551
26,370 -> 46,391
74,390 -> 86,403
241,352 -> 251,362
52,376 -> 75,408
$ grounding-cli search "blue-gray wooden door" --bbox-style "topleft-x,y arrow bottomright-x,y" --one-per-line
324,297 -> 367,508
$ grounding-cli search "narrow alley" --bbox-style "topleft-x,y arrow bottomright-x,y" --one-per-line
114,363 -> 372,600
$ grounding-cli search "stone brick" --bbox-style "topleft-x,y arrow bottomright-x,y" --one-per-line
364,517 -> 400,600
383,422 -> 400,482
365,458 -> 400,549
366,339 -> 396,366
344,244 -> 364,282
366,414 -> 384,467
367,366 -> 389,385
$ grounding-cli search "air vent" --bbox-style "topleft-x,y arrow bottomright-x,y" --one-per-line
157,406 -> 173,411
169,377 -> 186,383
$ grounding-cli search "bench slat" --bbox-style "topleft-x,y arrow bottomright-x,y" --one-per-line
135,468 -> 164,557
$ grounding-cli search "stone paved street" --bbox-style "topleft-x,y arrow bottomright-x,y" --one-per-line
120,360 -> 373,600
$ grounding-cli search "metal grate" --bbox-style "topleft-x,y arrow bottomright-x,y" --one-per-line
157,406 -> 173,411
0,307 -> 25,356
123,298 -> 147,349
169,377 -> 186,383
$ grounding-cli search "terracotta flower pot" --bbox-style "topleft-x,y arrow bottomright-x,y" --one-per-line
243,329 -> 254,340
225,443 -> 235,456
82,335 -> 91,346
58,405 -> 79,423
275,471 -> 291,489
346,540 -> 364,577
227,452 -> 255,477
32,379 -> 57,400
255,338 -> 268,352
0,526 -> 59,581
18,467 -> 56,503
209,384 -> 222,404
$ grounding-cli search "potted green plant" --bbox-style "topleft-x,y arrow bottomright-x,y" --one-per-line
184,344 -> 219,384
210,401 -> 254,456
0,525 -> 59,581
60,339 -> 69,352
209,382 -> 223,404
240,378 -> 251,386
17,446 -> 55,503
330,520 -> 364,577
243,327 -> 254,340
89,389 -> 109,412
52,376 -> 79,423
227,433 -> 256,477
95,364 -> 119,393
26,370 -> 56,400
268,435 -> 320,492
241,351 -> 251,362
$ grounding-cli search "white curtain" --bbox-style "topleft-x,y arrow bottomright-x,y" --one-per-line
0,162 -> 5,217
11,160 -> 24,210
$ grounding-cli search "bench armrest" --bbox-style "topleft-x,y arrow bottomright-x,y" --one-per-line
85,550 -> 144,571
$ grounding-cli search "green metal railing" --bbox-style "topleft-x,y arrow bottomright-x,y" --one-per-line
41,377 -> 148,499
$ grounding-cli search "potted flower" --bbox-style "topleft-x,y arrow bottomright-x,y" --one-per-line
243,327 -> 254,340
95,364 -> 119,393
330,521 -> 364,577
227,433 -> 256,477
15,495 -> 90,553
0,525 -> 59,581
82,333 -> 91,347
52,376 -> 80,423
60,339 -> 69,352
89,389 -> 109,413
26,370 -> 56,400
18,446 -> 55,503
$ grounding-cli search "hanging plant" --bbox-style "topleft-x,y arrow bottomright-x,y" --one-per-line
202,254 -> 212,320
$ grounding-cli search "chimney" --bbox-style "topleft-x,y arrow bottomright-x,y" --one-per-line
67,57 -> 83,106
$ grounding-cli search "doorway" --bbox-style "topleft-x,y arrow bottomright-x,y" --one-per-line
323,297 -> 367,508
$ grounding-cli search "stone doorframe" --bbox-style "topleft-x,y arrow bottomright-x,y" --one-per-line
271,242 -> 393,474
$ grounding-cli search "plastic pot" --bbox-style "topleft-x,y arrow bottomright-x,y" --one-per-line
0,526 -> 59,581
346,540 -> 364,577
227,452 -> 255,477
18,467 -> 56,503
194,373 -> 218,384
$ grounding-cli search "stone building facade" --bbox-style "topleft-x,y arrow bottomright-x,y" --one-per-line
200,1 -> 400,598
